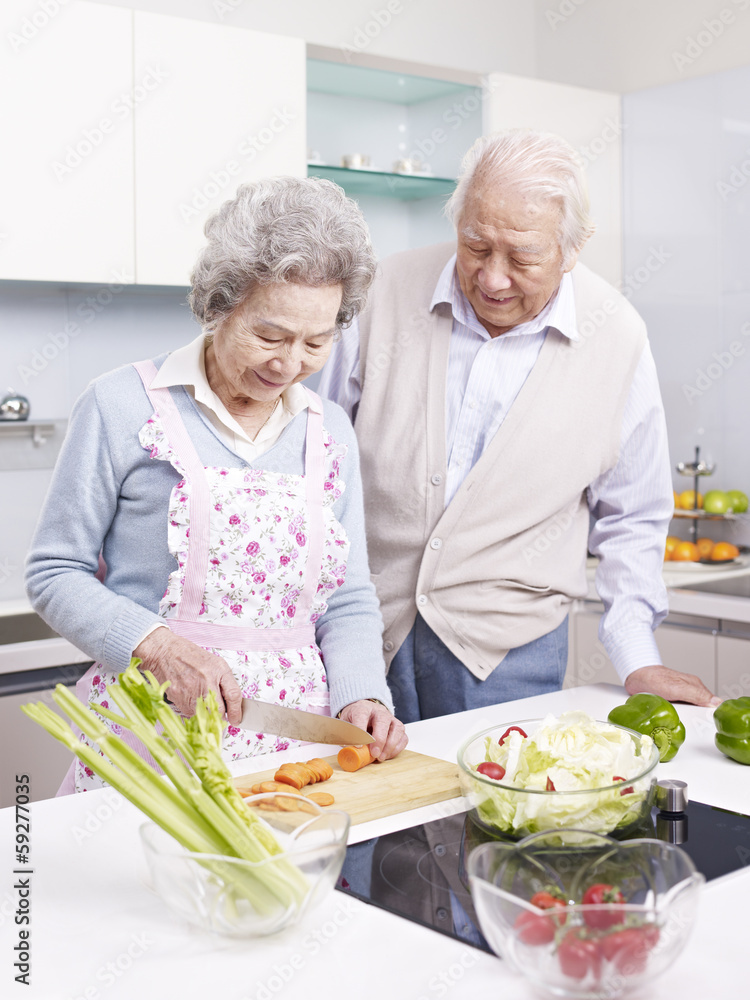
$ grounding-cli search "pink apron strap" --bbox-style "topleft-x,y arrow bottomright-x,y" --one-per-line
133,360 -> 211,621
295,387 -> 326,623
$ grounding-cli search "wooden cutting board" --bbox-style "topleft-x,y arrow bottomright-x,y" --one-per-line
234,750 -> 461,825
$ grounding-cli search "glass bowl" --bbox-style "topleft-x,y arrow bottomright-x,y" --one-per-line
140,793 -> 350,937
457,718 -> 660,840
467,830 -> 704,999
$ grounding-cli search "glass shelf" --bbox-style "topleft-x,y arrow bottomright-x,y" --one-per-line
307,58 -> 476,105
672,509 -> 748,520
307,164 -> 456,201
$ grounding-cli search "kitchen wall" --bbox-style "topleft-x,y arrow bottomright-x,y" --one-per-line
0,285 -> 196,602
623,63 -> 750,547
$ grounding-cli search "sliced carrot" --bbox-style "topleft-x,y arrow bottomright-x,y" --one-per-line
274,771 -> 304,790
307,791 -> 335,807
238,787 -> 257,798
256,799 -> 280,811
337,744 -> 375,772
259,781 -> 280,793
274,794 -> 303,811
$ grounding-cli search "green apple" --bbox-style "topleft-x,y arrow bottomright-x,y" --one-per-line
727,490 -> 749,514
703,490 -> 732,514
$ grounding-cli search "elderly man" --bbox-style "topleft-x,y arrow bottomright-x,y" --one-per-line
319,129 -> 719,722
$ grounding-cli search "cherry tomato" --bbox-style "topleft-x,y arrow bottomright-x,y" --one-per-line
476,761 -> 506,780
514,911 -> 555,945
498,726 -> 527,745
558,930 -> 601,981
582,883 -> 626,930
599,926 -> 656,976
529,891 -> 567,927
612,775 -> 634,795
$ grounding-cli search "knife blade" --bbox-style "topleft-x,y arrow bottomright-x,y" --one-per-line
239,699 -> 374,745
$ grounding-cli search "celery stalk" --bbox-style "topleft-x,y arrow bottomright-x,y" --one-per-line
21,662 -> 311,916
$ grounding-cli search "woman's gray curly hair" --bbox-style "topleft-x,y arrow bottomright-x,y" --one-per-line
189,176 -> 376,331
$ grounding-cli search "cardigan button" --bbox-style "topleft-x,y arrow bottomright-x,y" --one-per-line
417,594 -> 428,607
431,473 -> 443,485
430,537 -> 442,550
383,640 -> 394,652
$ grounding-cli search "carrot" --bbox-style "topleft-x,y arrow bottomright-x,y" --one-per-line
307,791 -> 335,807
337,744 -> 375,772
259,781 -> 280,793
274,770 -> 305,790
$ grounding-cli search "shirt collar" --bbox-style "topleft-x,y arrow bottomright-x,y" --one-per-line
430,253 -> 580,342
150,333 -> 314,425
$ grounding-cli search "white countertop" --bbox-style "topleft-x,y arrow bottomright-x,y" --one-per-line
1,684 -> 746,999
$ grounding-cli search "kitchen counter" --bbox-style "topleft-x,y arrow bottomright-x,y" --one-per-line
585,556 -> 750,624
0,684 -> 746,998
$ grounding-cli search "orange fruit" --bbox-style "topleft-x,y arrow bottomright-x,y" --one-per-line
672,541 -> 700,561
710,542 -> 740,561
673,491 -> 680,509
664,536 -> 680,560
696,538 -> 714,559
678,490 -> 703,510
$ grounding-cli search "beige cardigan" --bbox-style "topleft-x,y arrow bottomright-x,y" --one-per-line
354,242 -> 646,679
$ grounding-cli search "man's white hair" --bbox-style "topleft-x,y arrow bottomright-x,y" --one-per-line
444,129 -> 596,265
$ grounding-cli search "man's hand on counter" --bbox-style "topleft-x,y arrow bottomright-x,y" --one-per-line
339,700 -> 409,761
133,627 -> 244,724
624,664 -> 722,707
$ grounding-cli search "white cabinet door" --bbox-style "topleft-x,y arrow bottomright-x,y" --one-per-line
133,13 -> 306,287
565,608 -> 621,688
482,74 -> 622,288
654,624 -> 717,691
0,1 -> 135,283
716,635 -> 750,700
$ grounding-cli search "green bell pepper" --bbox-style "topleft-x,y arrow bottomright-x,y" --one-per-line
714,697 -> 750,765
608,693 -> 685,762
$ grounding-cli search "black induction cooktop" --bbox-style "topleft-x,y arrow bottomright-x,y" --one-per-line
334,800 -> 750,953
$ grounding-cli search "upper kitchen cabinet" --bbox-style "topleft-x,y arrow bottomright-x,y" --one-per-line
306,48 -> 483,260
483,74 -> 623,288
133,13 -> 306,287
0,1 -> 135,283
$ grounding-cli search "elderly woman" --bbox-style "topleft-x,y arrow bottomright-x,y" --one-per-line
26,177 -> 407,793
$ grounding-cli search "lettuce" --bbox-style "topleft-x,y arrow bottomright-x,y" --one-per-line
472,712 -> 655,837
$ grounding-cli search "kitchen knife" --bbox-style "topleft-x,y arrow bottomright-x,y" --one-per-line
239,699 -> 374,745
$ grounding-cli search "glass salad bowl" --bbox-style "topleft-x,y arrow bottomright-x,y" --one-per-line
467,830 -> 704,999
457,715 -> 660,840
140,793 -> 350,937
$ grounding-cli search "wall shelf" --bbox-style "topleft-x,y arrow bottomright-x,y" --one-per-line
0,421 -> 57,447
307,164 -> 456,201
307,58 -> 477,105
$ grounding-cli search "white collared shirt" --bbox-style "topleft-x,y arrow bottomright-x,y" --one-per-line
150,333 -> 309,461
318,256 -> 674,681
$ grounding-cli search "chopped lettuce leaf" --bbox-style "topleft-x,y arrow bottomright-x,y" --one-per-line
472,712 -> 655,836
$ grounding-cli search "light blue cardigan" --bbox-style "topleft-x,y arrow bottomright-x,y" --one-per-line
24,357 -> 393,718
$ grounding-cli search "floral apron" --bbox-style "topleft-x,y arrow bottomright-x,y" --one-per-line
58,360 -> 350,793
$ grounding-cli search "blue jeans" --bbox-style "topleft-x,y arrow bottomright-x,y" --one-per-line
387,614 -> 569,723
